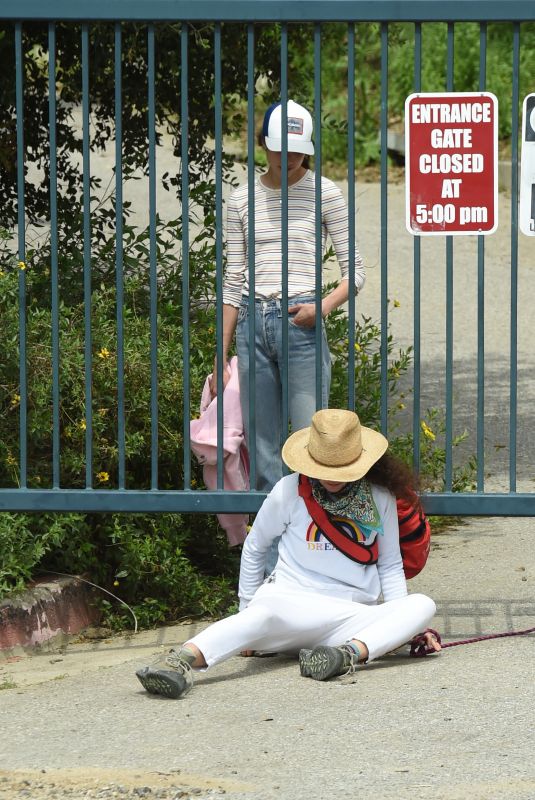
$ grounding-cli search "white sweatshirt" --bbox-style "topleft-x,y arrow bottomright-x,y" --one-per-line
238,473 -> 407,610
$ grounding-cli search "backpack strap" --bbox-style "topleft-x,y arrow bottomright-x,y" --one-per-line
297,474 -> 378,566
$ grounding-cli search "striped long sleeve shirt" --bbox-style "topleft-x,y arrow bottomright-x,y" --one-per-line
222,170 -> 366,307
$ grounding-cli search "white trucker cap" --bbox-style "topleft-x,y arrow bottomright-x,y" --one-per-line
262,100 -> 314,155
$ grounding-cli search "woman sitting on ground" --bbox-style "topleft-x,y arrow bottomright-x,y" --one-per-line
136,408 -> 440,698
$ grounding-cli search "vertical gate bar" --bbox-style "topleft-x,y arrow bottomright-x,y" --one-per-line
114,23 -> 126,489
476,22 -> 487,492
214,22 -> 224,490
181,23 -> 192,489
412,22 -> 422,473
314,23 -> 323,410
281,24 -> 289,441
82,24 -> 93,488
148,24 -> 158,490
347,23 -> 356,411
444,22 -> 454,491
246,23 -> 257,488
380,22 -> 388,435
15,23 -> 27,488
509,23 -> 520,493
48,24 -> 60,488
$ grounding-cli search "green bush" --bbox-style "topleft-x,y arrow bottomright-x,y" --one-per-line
0,219 -> 235,618
0,512 -> 85,596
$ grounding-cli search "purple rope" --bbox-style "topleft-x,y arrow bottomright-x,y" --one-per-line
409,626 -> 535,657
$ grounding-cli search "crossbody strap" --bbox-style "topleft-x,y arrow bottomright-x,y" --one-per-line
298,474 -> 378,566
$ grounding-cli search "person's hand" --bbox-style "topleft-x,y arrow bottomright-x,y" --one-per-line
288,302 -> 318,328
208,362 -> 231,398
423,630 -> 442,652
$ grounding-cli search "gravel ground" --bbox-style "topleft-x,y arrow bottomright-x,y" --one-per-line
0,773 -> 229,800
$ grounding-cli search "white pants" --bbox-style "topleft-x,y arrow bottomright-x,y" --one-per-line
188,582 -> 436,667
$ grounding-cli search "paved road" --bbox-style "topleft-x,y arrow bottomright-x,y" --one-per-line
1,516 -> 534,800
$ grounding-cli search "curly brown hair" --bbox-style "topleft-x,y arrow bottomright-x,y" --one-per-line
367,451 -> 420,505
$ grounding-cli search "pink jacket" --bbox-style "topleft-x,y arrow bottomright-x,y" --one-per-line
190,356 -> 249,547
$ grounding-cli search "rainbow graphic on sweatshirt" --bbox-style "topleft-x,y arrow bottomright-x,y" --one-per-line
306,515 -> 370,544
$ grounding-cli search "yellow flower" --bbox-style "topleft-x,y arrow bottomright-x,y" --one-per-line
354,342 -> 361,352
10,394 -> 21,408
113,580 -> 120,587
96,471 -> 110,483
97,347 -> 111,360
0,270 -> 5,278
98,407 -> 109,416
18,261 -> 26,270
191,478 -> 197,488
6,453 -> 17,467
393,299 -> 401,308
421,421 -> 436,441
78,419 -> 87,431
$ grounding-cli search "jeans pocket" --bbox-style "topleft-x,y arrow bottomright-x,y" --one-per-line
288,317 -> 316,332
237,305 -> 248,324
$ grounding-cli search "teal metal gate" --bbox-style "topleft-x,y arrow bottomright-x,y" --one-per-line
1,1 -> 535,516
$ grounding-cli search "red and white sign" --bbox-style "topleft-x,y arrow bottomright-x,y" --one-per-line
405,92 -> 498,235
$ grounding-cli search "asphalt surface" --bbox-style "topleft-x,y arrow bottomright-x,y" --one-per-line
1,515 -> 534,800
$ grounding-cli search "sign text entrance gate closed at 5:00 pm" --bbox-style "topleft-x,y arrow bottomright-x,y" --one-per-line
405,92 -> 498,236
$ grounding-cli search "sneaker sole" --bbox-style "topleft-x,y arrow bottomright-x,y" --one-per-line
303,646 -> 345,681
136,668 -> 189,699
299,649 -> 312,678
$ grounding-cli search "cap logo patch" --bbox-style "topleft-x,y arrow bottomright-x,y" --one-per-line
287,116 -> 304,135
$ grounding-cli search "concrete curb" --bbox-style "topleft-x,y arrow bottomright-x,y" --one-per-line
0,576 -> 100,656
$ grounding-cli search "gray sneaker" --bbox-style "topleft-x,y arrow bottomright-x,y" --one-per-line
299,644 -> 358,681
136,649 -> 194,699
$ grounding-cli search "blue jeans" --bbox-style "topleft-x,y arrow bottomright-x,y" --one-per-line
236,296 -> 331,572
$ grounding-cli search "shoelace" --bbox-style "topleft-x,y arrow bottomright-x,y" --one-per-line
165,650 -> 194,677
340,644 -> 360,675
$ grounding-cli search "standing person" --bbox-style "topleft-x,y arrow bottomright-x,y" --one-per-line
210,100 -> 366,496
136,409 -> 440,699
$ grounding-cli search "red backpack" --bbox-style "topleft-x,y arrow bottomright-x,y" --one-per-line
396,495 -> 431,578
298,476 -> 431,579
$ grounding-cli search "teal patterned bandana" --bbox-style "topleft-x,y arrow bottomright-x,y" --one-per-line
310,478 -> 383,540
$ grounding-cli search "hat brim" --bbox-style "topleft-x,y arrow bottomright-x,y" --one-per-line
264,136 -> 315,156
281,424 -> 388,482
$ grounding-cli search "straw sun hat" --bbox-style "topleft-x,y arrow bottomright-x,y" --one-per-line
281,409 -> 388,482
